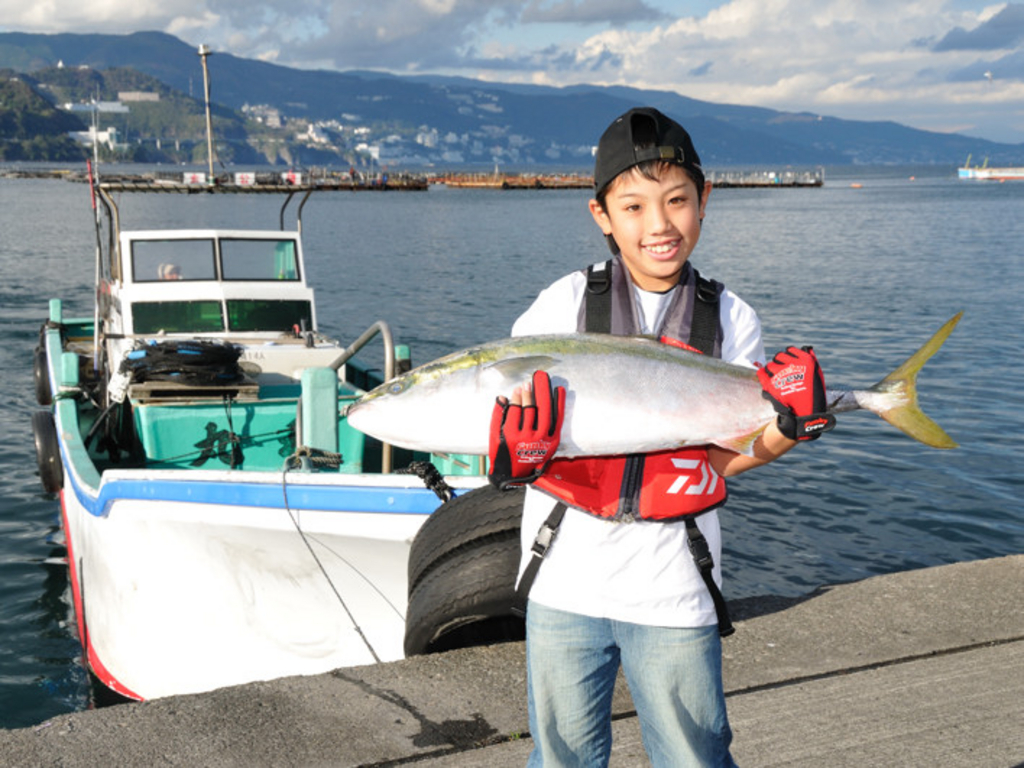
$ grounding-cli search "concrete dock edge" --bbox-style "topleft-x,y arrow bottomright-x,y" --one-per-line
2,555 -> 1021,767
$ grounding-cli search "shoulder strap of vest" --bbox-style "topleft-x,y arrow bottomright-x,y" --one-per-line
511,500 -> 568,618
584,260 -> 613,333
514,497 -> 734,637
688,268 -> 721,356
585,261 -> 721,351
685,517 -> 735,637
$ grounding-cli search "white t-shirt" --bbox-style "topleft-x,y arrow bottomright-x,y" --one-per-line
512,268 -> 765,628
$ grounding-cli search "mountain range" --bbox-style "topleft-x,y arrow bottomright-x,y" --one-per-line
2,30 -> 1022,168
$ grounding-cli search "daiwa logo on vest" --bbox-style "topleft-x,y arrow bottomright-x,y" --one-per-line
666,457 -> 721,496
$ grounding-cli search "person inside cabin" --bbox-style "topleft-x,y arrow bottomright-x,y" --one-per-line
487,106 -> 837,766
158,263 -> 182,280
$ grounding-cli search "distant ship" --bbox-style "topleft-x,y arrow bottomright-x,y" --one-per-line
958,155 -> 1024,181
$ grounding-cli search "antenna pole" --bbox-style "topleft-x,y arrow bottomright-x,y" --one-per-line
198,44 -> 215,183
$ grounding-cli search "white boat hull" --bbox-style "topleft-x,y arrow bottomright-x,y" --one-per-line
958,166 -> 1024,180
59,458 -> 484,699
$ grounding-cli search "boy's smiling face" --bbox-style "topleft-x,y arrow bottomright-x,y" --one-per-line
589,163 -> 711,292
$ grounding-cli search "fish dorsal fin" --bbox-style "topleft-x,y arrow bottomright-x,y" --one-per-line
482,355 -> 559,386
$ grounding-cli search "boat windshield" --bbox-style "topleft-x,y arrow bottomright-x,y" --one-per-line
132,299 -> 313,335
133,301 -> 225,334
130,237 -> 300,282
132,239 -> 217,282
221,239 -> 300,281
227,299 -> 313,332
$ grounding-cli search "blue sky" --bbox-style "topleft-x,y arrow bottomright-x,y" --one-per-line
3,0 -> 1022,143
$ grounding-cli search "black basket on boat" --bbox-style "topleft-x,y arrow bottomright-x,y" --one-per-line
120,340 -> 243,386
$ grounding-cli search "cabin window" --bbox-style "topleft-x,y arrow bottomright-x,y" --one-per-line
132,239 -> 217,282
226,300 -> 313,333
221,239 -> 300,281
133,301 -> 225,334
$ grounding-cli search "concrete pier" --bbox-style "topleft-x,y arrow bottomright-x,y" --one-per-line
437,173 -> 593,189
2,555 -> 1021,767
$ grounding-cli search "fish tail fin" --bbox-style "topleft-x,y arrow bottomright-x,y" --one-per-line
868,312 -> 962,449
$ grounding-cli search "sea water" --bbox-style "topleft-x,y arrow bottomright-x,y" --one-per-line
1,165 -> 1021,728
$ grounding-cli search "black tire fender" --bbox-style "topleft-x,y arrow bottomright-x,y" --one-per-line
32,410 -> 63,494
34,347 -> 52,406
404,535 -> 523,657
404,485 -> 525,656
408,485 -> 524,595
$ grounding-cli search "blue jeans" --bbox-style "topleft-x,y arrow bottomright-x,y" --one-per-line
526,602 -> 737,767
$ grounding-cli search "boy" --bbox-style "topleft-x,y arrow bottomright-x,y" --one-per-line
488,107 -> 834,766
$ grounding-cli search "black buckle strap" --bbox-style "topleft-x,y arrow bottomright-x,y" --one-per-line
686,526 -> 714,571
685,517 -> 734,637
585,261 -> 613,333
586,260 -> 612,294
511,501 -> 568,617
512,502 -> 734,640
530,519 -> 560,556
688,269 -> 721,357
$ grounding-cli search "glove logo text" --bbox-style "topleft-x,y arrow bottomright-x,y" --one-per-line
515,440 -> 552,464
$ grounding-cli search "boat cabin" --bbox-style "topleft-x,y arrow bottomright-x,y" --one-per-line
99,224 -> 359,399
76,178 -> 408,474
112,229 -> 314,339
89,179 -> 381,395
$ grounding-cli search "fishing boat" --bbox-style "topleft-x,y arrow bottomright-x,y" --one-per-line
958,155 -> 1024,181
28,167 -> 540,700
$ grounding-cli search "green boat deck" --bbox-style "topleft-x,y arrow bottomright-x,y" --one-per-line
51,315 -> 481,477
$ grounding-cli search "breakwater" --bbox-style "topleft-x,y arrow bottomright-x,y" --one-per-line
436,172 -> 592,189
0,167 -> 429,191
707,168 -> 824,187
434,169 -> 826,189
3,167 -> 827,189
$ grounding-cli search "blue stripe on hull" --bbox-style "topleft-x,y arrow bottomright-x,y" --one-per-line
95,477 -> 444,517
61,453 -> 448,519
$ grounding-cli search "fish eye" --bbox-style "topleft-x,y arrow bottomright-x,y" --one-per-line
388,381 -> 406,395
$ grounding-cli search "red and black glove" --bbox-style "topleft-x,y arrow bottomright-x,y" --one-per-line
488,370 -> 566,490
757,346 -> 836,441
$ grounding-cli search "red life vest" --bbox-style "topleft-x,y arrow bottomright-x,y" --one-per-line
535,448 -> 727,521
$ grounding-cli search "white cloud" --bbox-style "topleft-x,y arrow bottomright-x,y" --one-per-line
527,0 -> 1020,138
2,0 -> 210,30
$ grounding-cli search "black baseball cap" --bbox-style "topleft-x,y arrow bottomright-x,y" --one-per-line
593,107 -> 703,195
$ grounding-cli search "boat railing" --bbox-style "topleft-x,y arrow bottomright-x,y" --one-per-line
329,320 -> 397,472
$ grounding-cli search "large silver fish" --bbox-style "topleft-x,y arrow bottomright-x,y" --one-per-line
345,313 -> 962,457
